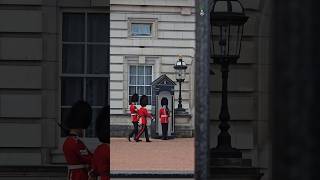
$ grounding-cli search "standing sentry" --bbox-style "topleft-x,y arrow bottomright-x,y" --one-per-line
159,97 -> 170,140
62,100 -> 93,180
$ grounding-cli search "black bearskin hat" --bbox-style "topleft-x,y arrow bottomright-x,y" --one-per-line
66,100 -> 92,129
140,95 -> 148,107
95,106 -> 109,143
161,97 -> 168,106
130,93 -> 139,104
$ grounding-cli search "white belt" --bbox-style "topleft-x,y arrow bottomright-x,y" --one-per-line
97,175 -> 108,179
68,164 -> 87,170
131,114 -> 137,116
97,176 -> 103,180
161,115 -> 168,117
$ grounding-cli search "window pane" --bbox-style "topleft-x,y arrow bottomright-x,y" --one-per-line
138,76 -> 144,85
129,86 -> 136,95
130,66 -> 136,75
146,86 -> 151,95
129,76 -> 136,85
62,44 -> 84,73
128,66 -> 153,106
61,78 -> 83,106
145,76 -> 152,85
61,108 -> 71,137
131,23 -> 152,36
128,95 -> 132,103
87,45 -> 108,74
85,108 -> 101,138
138,66 -> 144,75
86,78 -> 107,106
147,96 -> 151,105
63,13 -> 85,42
146,66 -> 152,75
87,13 -> 108,42
138,86 -> 144,95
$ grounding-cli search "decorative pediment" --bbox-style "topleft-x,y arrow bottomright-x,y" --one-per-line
151,74 -> 176,86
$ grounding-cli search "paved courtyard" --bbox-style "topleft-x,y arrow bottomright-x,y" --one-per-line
110,137 -> 195,171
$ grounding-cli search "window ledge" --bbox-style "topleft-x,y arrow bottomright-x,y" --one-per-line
0,165 -> 67,177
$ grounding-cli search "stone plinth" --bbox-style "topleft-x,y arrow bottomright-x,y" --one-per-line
210,149 -> 263,180
174,113 -> 193,137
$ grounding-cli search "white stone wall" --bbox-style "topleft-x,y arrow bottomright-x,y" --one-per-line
110,0 -> 196,127
0,2 -> 44,166
0,0 -> 109,166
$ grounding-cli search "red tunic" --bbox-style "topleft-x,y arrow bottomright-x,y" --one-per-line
138,107 -> 152,125
159,107 -> 169,124
92,143 -> 110,180
63,135 -> 93,180
130,103 -> 138,122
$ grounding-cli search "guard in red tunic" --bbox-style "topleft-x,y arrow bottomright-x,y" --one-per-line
62,100 -> 93,180
159,97 -> 170,140
135,95 -> 153,142
128,93 -> 140,142
91,106 -> 110,180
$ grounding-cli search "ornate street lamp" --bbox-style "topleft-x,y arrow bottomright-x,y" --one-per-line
210,0 -> 249,162
174,55 -> 187,114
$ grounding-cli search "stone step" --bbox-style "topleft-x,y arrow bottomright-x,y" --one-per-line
0,166 -> 67,178
0,166 -> 194,179
111,170 -> 194,179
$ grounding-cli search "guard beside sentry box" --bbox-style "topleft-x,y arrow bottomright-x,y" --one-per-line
151,74 -> 176,139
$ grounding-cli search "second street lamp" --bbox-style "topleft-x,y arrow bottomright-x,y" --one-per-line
174,55 -> 187,114
210,0 -> 249,164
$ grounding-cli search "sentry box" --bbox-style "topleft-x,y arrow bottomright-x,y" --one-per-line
151,74 -> 176,139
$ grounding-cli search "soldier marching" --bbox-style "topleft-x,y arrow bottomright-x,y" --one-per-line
134,95 -> 154,142
128,93 -> 140,142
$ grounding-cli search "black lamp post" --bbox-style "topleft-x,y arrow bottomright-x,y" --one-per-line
174,55 -> 187,114
210,0 -> 249,162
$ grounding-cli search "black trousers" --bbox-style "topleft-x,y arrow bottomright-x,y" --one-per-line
161,123 -> 168,139
135,124 -> 149,141
129,122 -> 139,138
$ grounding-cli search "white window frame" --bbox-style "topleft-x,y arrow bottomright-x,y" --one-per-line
58,10 -> 109,150
123,56 -> 159,114
128,18 -> 158,38
128,65 -> 153,110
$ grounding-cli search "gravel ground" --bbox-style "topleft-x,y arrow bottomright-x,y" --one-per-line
110,138 -> 195,171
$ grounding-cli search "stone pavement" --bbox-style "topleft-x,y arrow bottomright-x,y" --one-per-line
110,137 -> 195,172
